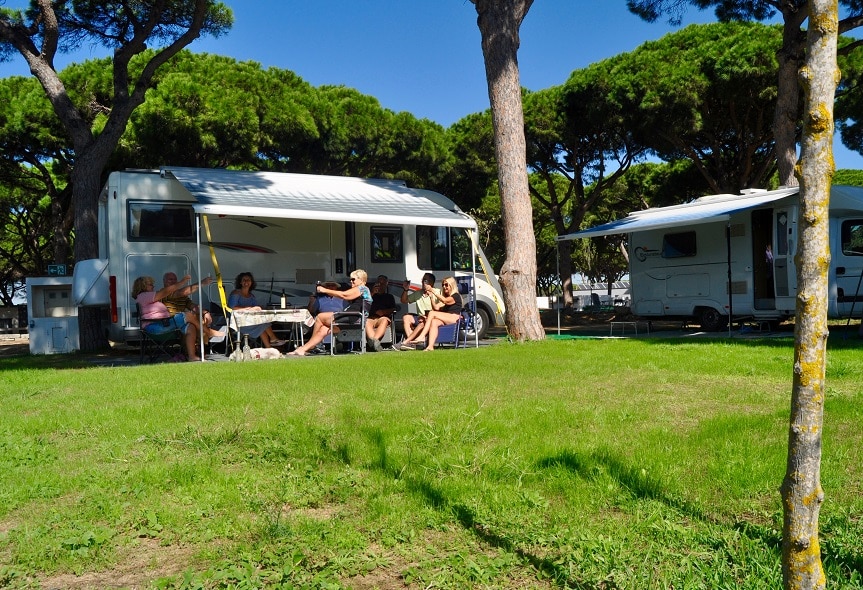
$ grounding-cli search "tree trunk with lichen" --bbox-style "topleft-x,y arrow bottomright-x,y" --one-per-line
782,2 -> 837,588
472,0 -> 545,341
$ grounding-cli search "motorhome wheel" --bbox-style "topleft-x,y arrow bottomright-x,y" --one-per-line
464,307 -> 491,340
698,307 -> 728,332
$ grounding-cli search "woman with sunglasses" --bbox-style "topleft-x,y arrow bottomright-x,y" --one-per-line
398,276 -> 462,351
288,269 -> 372,356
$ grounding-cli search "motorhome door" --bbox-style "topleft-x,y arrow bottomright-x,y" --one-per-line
835,217 -> 863,317
751,209 -> 775,310
773,208 -> 795,302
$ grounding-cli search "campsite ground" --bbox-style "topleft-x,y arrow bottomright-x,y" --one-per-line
5,309 -> 839,362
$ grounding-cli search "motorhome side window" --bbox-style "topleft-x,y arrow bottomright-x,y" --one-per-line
370,226 -> 403,263
128,202 -> 195,242
416,226 -> 451,271
841,220 -> 863,256
450,228 -> 474,270
661,231 -> 697,258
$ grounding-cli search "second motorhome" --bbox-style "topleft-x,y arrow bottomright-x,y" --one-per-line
559,185 -> 863,330
73,167 -> 505,343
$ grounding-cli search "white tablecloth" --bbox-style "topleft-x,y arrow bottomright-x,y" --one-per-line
231,308 -> 311,328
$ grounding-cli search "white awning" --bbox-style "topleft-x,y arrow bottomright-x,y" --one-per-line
161,167 -> 477,229
557,187 -> 800,240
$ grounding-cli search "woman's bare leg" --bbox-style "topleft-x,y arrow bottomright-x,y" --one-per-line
291,313 -> 333,355
424,318 -> 447,351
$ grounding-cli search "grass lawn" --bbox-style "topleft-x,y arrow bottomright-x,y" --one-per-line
1,334 -> 862,589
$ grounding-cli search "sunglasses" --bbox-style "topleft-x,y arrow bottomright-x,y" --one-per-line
349,277 -> 357,282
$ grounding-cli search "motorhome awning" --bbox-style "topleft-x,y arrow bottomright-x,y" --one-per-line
162,167 -> 477,229
557,187 -> 800,240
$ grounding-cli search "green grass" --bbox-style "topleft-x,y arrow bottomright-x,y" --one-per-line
1,336 -> 862,589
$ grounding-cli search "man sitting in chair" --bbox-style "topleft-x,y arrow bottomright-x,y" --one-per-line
365,275 -> 396,352
399,273 -> 438,348
162,272 -> 225,343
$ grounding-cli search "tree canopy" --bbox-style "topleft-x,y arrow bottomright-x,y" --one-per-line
1,0 -> 234,350
599,21 -> 782,193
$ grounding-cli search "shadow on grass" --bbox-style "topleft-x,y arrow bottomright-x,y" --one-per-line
536,449 -> 709,520
536,449 -> 863,581
405,477 -> 594,589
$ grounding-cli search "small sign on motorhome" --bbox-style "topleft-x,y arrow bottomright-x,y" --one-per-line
634,247 -> 659,262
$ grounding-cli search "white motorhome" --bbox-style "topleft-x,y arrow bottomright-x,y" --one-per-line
73,167 -> 505,343
558,185 -> 863,330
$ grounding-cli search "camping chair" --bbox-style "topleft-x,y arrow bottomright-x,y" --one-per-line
378,309 -> 398,347
454,276 -> 480,347
136,304 -> 184,363
433,312 -> 466,349
330,310 -> 368,355
368,304 -> 399,349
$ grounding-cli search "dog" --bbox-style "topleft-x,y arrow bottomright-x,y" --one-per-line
229,347 -> 283,361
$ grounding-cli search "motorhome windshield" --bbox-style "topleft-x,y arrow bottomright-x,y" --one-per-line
128,201 -> 195,241
841,219 -> 863,256
416,226 -> 477,271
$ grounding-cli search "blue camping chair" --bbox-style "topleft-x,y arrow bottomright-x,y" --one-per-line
432,276 -> 478,349
433,311 -> 467,348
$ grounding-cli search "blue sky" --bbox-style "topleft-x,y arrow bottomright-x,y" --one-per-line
2,0 -> 861,169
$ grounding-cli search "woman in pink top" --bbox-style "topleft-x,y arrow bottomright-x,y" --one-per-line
132,274 -> 207,362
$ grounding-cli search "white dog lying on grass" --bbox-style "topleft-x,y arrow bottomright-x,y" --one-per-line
229,347 -> 283,361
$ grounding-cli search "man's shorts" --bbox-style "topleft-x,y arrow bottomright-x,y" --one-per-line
144,313 -> 189,335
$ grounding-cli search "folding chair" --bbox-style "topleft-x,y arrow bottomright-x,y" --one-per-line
377,309 -> 398,347
454,276 -> 480,347
136,304 -> 184,363
330,310 -> 368,355
433,312 -> 467,349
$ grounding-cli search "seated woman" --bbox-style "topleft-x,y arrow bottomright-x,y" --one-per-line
132,274 -> 206,362
228,271 -> 285,348
398,276 -> 462,352
289,270 -> 372,356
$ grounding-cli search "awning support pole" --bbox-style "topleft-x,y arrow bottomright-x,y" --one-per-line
556,242 -> 561,335
196,214 -> 205,360
726,222 -> 733,337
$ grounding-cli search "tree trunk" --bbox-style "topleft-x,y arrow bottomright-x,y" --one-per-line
1,1 -> 218,351
557,239 -> 574,309
775,8 -> 808,188
781,2 -> 837,588
473,0 -> 544,341
71,155 -> 109,351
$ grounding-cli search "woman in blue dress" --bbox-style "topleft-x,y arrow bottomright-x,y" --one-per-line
288,269 -> 372,356
228,272 -> 285,347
